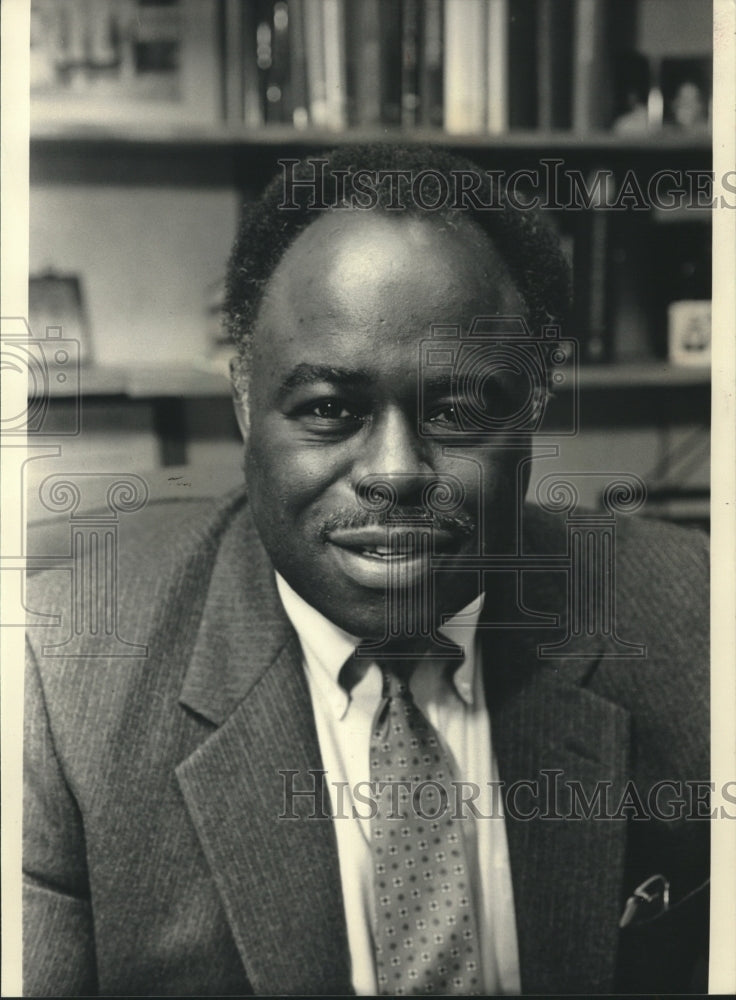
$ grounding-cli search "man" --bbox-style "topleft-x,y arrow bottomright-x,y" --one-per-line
24,145 -> 709,995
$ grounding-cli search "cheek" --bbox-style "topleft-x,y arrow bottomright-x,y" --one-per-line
245,419 -> 349,518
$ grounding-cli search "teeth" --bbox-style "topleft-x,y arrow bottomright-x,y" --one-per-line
360,546 -> 396,558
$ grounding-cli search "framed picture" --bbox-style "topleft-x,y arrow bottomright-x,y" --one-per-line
30,0 -> 220,128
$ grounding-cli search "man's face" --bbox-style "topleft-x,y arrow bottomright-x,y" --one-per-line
239,210 -> 531,640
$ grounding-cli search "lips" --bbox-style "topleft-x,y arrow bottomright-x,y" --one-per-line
326,525 -> 460,588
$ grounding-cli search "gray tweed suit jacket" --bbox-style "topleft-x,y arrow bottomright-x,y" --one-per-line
24,489 -> 709,995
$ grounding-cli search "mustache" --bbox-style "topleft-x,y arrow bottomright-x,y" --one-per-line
319,506 -> 476,538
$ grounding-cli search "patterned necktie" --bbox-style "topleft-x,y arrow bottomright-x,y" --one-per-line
369,659 -> 481,996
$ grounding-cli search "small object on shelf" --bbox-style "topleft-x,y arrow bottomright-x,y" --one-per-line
29,269 -> 92,366
635,0 -> 713,133
611,51 -> 650,134
661,56 -> 711,129
667,300 -> 711,368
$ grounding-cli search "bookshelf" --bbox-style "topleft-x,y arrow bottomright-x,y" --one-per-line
31,122 -> 712,151
28,0 -> 713,519
43,361 -> 710,400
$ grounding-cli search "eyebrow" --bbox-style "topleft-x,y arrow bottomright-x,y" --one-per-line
279,363 -> 370,392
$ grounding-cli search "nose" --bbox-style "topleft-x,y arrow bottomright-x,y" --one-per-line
351,405 -> 432,505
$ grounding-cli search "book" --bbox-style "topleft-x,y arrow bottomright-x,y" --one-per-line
537,0 -> 573,130
507,0 -> 537,129
444,0 -> 486,134
418,0 -> 443,128
243,0 -> 265,126
401,0 -> 420,128
289,0 -> 309,127
572,0 -> 611,131
223,0 -> 244,122
486,0 -> 508,134
379,0 -> 402,125
304,0 -> 328,125
322,0 -> 347,129
255,2 -> 273,122
267,0 -> 292,124
607,215 -> 657,362
572,170 -> 617,362
346,0 -> 381,126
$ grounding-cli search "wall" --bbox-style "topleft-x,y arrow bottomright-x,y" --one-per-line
30,183 -> 239,367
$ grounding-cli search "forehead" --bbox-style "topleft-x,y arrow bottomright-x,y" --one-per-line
265,209 -> 520,305
251,210 -> 527,378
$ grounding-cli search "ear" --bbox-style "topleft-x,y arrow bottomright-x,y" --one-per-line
229,355 -> 250,442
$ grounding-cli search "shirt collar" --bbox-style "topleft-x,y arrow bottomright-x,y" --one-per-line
275,573 -> 484,719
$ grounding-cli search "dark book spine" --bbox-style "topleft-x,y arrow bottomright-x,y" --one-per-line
401,0 -> 420,127
255,1 -> 273,122
379,0 -> 402,126
346,0 -> 381,126
418,0 -> 443,128
537,0 -> 572,129
289,0 -> 309,127
507,0 -> 537,129
243,0 -> 264,125
572,0 -> 613,130
572,171 -> 617,363
267,0 -> 291,124
222,0 -> 244,122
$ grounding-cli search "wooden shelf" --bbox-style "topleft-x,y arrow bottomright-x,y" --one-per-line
574,362 -> 711,389
43,362 -> 710,400
30,122 -> 712,153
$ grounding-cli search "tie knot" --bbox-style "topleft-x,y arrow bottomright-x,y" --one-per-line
377,659 -> 417,700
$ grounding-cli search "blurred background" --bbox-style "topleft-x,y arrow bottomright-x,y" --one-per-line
27,0 -> 711,526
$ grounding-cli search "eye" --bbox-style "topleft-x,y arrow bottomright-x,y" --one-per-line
426,403 -> 461,430
290,396 -> 366,436
309,399 -> 356,420
429,404 -> 459,425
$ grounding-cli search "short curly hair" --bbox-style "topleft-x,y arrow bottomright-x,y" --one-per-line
225,143 -> 572,370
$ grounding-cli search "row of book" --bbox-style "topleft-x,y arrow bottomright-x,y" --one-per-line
229,0 -> 583,131
224,0 -> 712,133
31,0 -> 712,134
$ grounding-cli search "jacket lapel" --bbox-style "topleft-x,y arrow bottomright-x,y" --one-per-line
483,545 -> 632,995
175,506 -> 353,995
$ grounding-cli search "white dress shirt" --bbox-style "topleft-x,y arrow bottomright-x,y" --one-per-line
276,573 -> 521,995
